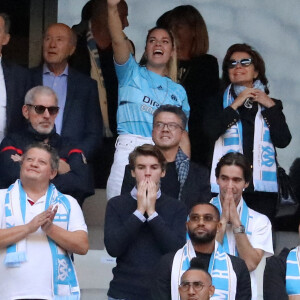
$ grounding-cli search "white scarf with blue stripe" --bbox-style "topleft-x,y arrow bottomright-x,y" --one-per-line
211,196 -> 253,256
210,82 -> 277,193
4,180 -> 80,299
286,246 -> 300,296
171,240 -> 236,300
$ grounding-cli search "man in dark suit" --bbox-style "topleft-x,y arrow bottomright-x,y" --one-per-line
0,13 -> 31,141
121,105 -> 211,210
30,23 -> 102,162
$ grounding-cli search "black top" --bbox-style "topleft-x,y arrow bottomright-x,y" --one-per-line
263,247 -> 291,300
151,250 -> 251,300
104,193 -> 187,300
0,124 -> 94,204
203,92 -> 292,189
2,59 -> 31,135
178,54 -> 220,168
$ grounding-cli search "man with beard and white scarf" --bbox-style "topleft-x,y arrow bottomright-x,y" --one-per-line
151,203 -> 251,300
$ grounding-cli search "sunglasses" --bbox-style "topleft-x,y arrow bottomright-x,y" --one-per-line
228,58 -> 252,69
27,104 -> 59,115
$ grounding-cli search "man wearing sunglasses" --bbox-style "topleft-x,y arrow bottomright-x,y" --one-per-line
0,13 -> 31,142
151,203 -> 251,300
0,86 -> 94,205
121,104 -> 211,210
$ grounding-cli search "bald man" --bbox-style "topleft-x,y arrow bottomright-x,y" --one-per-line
31,23 -> 102,163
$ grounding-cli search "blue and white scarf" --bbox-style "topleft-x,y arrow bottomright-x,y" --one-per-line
211,196 -> 253,256
171,240 -> 236,300
175,148 -> 190,202
286,246 -> 300,296
210,81 -> 277,193
4,180 -> 80,299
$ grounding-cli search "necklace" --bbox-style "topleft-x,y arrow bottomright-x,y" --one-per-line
146,68 -> 169,105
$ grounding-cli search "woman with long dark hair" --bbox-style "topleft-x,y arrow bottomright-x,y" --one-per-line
157,5 -> 220,169
204,43 -> 291,224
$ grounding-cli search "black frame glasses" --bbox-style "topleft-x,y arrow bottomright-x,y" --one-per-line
27,104 -> 59,115
153,122 -> 183,132
228,58 -> 253,69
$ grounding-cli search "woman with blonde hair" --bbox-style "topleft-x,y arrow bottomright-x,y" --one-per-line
106,0 -> 190,200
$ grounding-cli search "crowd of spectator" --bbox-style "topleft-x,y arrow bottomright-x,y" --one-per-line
0,1 -> 299,299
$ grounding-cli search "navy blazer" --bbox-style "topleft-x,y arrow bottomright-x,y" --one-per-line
30,65 -> 103,161
2,59 -> 31,135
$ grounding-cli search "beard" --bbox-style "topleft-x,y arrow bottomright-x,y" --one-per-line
188,227 -> 217,244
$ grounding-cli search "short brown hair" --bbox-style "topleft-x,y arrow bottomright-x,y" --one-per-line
128,144 -> 167,172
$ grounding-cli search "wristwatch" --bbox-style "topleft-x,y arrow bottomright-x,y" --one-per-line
233,225 -> 245,234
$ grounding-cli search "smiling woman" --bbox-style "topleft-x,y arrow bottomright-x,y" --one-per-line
204,43 -> 292,226
106,0 -> 190,200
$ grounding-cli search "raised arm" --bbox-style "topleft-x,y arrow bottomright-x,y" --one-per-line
107,0 -> 131,64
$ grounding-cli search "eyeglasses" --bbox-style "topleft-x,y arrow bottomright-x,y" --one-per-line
27,104 -> 59,115
189,214 -> 218,223
179,281 -> 206,292
153,122 -> 183,132
228,58 -> 253,69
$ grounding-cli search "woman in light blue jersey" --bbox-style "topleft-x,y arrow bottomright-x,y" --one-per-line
106,0 -> 190,200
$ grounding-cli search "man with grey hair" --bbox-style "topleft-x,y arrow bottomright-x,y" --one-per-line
0,12 -> 31,142
30,22 -> 102,163
0,142 -> 88,299
0,86 -> 94,205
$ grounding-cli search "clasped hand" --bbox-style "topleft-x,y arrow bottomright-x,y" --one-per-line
27,205 -> 58,234
136,179 -> 157,216
221,188 -> 241,228
231,88 -> 275,110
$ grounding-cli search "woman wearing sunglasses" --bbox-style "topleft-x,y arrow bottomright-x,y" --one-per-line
106,0 -> 190,200
204,43 -> 292,225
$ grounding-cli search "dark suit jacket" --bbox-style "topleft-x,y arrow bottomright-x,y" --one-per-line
121,160 -> 211,211
2,59 -> 31,135
30,65 -> 103,161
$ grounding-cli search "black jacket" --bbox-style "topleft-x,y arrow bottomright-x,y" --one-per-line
0,124 -> 94,205
151,250 -> 251,300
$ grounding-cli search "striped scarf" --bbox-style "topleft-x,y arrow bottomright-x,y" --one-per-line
286,246 -> 300,295
210,82 -> 277,193
211,196 -> 253,256
4,180 -> 80,299
171,240 -> 236,300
